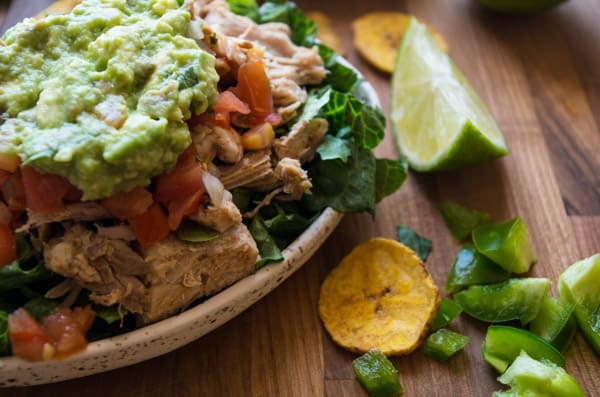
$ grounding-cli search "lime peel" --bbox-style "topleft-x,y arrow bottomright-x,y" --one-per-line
391,18 -> 508,172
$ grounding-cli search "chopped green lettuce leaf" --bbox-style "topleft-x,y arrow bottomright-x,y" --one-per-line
93,304 -> 126,325
316,135 -> 352,162
396,224 -> 432,261
0,311 -> 8,357
320,89 -> 385,150
304,148 -> 376,214
23,297 -> 59,322
249,216 -> 284,269
0,258 -> 55,293
318,44 -> 359,93
176,219 -> 219,243
226,0 -> 260,21
375,159 -> 407,203
258,1 -> 317,46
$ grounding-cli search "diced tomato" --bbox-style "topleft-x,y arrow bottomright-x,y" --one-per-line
63,182 -> 83,202
236,58 -> 274,117
214,91 -> 250,115
21,166 -> 69,213
8,308 -> 53,362
2,172 -> 26,211
167,188 -> 205,231
0,170 -> 10,186
69,306 -> 96,333
41,307 -> 95,359
0,223 -> 16,266
0,153 -> 20,173
0,202 -> 11,225
128,202 -> 171,247
101,187 -> 153,220
155,146 -> 204,203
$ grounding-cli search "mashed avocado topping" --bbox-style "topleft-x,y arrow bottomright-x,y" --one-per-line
0,0 -> 218,200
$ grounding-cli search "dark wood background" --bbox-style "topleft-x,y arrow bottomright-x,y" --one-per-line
1,0 -> 599,395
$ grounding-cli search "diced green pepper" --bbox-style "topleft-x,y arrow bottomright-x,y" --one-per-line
482,325 -> 565,373
493,351 -> 584,397
472,217 -> 536,274
454,278 -> 550,325
352,349 -> 403,397
439,201 -> 492,242
421,328 -> 469,362
529,296 -> 576,354
430,298 -> 463,331
445,245 -> 510,293
396,225 -> 432,261
558,253 -> 600,355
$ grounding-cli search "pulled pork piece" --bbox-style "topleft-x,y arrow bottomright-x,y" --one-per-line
219,149 -> 273,190
140,223 -> 258,323
188,190 -> 241,233
191,123 -> 243,164
194,0 -> 326,122
274,118 -> 329,163
247,157 -> 311,200
44,224 -> 149,313
19,202 -> 111,231
274,158 -> 312,200
43,222 -> 259,324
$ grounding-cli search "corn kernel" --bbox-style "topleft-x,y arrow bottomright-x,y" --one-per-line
240,123 -> 275,151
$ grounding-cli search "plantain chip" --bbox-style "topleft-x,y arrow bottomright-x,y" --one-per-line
352,12 -> 448,73
307,11 -> 345,55
319,238 -> 440,355
37,0 -> 81,18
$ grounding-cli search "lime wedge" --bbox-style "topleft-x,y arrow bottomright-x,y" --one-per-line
474,0 -> 566,14
390,18 -> 508,172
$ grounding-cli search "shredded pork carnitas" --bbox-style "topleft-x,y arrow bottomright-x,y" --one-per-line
30,0 -> 329,324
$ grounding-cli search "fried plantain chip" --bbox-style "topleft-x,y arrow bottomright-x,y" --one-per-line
352,12 -> 448,73
307,11 -> 345,55
319,238 -> 440,355
37,0 -> 81,18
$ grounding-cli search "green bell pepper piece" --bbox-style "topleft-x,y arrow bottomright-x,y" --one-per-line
352,349 -> 403,397
482,325 -> 565,373
430,298 -> 463,331
438,201 -> 492,242
421,328 -> 469,362
472,217 -> 536,274
445,245 -> 510,293
493,351 -> 584,397
454,278 -> 550,325
558,253 -> 600,355
529,296 -> 576,354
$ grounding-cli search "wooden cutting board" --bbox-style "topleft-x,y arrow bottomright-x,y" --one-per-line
0,0 -> 598,395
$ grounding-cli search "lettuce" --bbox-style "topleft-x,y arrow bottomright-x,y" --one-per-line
257,1 -> 317,47
226,0 -> 260,21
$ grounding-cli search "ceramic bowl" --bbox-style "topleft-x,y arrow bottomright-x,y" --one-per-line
0,67 -> 380,387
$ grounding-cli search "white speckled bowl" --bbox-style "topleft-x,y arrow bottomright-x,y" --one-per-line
0,69 -> 380,387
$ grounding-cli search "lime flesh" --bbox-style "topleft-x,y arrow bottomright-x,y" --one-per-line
390,18 -> 508,172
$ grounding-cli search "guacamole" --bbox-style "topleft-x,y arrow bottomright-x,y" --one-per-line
0,0 -> 218,200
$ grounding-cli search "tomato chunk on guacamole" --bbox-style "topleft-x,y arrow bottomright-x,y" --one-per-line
0,0 -> 218,200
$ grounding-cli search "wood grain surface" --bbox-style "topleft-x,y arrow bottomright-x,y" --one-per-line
0,0 -> 599,395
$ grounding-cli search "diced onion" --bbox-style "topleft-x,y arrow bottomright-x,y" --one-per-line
202,171 -> 224,207
188,20 -> 205,41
